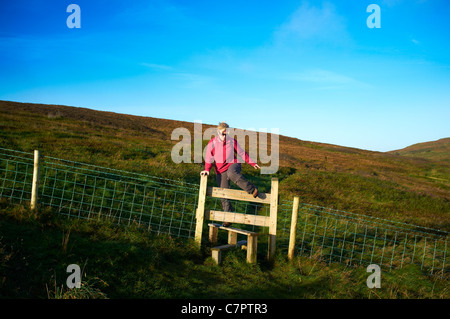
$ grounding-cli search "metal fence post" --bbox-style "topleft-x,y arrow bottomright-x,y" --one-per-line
30,149 -> 40,210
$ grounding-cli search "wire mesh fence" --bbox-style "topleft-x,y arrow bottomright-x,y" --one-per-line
0,148 -> 200,238
0,147 -> 448,276
0,148 -> 34,204
277,200 -> 449,276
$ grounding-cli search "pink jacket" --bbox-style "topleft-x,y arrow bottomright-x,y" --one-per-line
205,135 -> 256,174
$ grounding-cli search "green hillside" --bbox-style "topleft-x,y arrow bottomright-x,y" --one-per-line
0,100 -> 448,300
389,138 -> 450,162
1,100 -> 449,230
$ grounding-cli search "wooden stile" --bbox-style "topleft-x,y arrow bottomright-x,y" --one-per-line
195,174 -> 279,264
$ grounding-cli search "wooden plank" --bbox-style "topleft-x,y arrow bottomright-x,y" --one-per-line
194,174 -> 208,246
208,223 -> 224,228
206,186 -> 270,204
268,177 -> 279,262
208,210 -> 270,227
288,196 -> 300,260
211,240 -> 247,251
208,223 -> 259,236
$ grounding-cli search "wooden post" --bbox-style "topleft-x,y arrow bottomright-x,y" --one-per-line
209,225 -> 218,245
247,234 -> 258,263
30,150 -> 40,210
211,249 -> 221,265
288,196 -> 300,260
194,174 -> 208,246
228,231 -> 237,245
267,177 -> 278,262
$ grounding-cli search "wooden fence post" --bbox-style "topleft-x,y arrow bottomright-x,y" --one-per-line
288,196 -> 300,260
30,150 -> 40,210
247,234 -> 258,264
267,177 -> 278,262
194,174 -> 208,246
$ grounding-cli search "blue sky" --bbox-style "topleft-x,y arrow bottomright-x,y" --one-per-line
1,0 -> 449,152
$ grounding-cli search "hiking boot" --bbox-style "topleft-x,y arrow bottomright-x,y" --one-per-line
222,222 -> 232,227
252,188 -> 259,198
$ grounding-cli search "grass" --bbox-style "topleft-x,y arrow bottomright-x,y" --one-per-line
281,170 -> 450,230
0,203 -> 448,299
0,100 -> 448,227
389,138 -> 450,162
0,100 -> 449,299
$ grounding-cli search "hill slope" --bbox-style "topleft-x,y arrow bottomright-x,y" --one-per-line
0,100 -> 449,230
1,203 -> 447,299
389,138 -> 450,162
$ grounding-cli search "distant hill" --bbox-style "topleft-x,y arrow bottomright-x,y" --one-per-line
388,138 -> 450,162
1,100 -> 449,230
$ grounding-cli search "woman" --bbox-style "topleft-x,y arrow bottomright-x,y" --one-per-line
200,122 -> 260,226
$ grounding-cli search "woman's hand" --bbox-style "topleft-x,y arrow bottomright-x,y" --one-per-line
200,170 -> 210,176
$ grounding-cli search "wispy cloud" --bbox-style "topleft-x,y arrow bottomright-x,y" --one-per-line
140,61 -> 217,90
273,1 -> 351,46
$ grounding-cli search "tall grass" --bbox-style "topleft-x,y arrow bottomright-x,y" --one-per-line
1,202 -> 448,299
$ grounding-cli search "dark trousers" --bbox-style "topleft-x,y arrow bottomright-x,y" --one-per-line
216,163 -> 256,212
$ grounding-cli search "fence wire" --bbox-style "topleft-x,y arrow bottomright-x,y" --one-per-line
278,200 -> 449,276
0,147 -> 448,276
0,148 -> 34,204
0,148 -> 199,238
